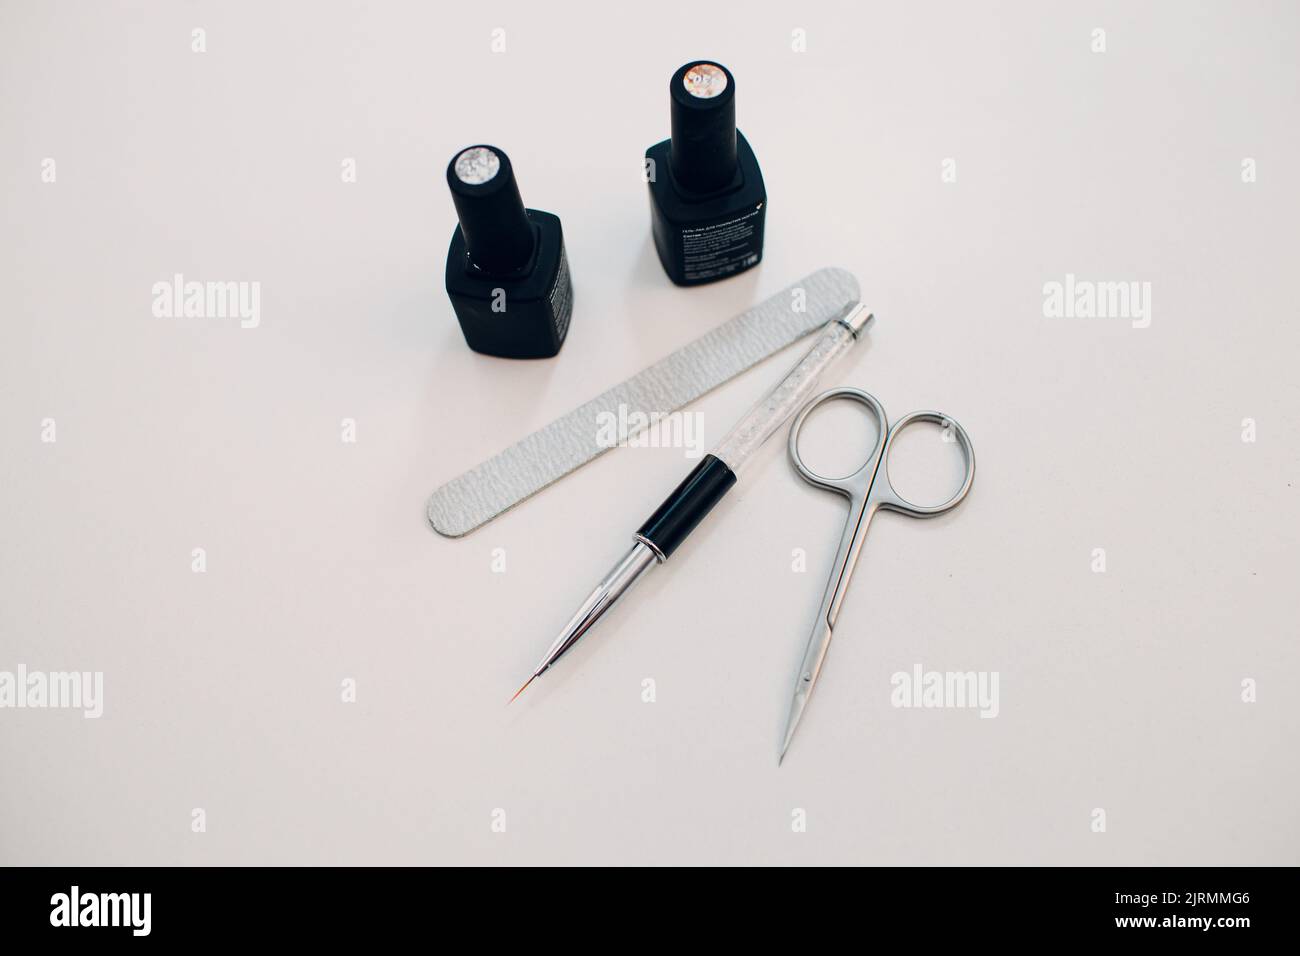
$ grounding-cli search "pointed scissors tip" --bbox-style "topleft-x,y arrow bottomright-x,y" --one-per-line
779,701 -> 804,764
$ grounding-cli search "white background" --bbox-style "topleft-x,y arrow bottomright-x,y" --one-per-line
2,0 -> 1297,865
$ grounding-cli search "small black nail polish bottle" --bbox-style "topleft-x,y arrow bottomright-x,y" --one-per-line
444,145 -> 573,358
645,61 -> 766,286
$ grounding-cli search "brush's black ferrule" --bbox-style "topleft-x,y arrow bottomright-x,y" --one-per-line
636,454 -> 737,559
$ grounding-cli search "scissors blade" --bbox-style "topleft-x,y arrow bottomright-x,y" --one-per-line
779,490 -> 878,764
778,616 -> 835,764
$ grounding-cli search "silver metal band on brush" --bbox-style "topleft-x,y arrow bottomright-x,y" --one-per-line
427,266 -> 861,537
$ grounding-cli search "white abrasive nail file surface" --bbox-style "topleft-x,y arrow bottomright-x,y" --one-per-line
427,266 -> 861,537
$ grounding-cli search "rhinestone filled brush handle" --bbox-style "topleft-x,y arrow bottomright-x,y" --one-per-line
713,305 -> 872,476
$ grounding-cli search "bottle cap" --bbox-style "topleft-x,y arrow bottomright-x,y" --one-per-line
669,61 -> 738,193
446,145 -> 535,274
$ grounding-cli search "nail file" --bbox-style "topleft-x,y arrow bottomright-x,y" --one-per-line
427,266 -> 861,537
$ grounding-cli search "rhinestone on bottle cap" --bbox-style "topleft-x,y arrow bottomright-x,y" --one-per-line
453,147 -> 501,185
682,63 -> 728,99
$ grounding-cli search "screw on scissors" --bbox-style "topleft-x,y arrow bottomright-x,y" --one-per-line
779,387 -> 975,763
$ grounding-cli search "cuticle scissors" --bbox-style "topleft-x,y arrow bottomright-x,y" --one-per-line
779,387 -> 976,762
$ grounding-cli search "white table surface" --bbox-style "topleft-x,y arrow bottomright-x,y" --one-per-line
2,0 -> 1296,865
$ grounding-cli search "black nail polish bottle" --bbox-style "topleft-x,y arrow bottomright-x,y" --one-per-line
444,145 -> 573,358
645,61 -> 766,286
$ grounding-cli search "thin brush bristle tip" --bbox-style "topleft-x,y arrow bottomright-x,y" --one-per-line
509,675 -> 536,705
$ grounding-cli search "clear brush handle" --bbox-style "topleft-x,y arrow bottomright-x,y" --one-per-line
711,306 -> 870,476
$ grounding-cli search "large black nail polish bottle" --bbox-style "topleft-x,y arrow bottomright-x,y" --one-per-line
645,61 -> 766,286
444,145 -> 573,358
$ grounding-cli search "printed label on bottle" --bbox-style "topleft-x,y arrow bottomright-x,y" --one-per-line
680,206 -> 763,282
549,245 -> 573,341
